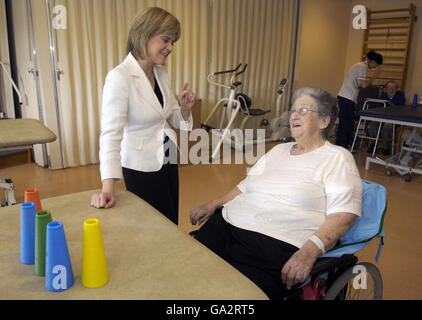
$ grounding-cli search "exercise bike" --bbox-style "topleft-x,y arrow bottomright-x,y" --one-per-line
201,63 -> 247,162
202,64 -> 290,162
236,77 -> 290,145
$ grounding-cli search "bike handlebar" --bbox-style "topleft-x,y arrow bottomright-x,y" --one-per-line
208,63 -> 247,90
235,64 -> 248,77
214,64 -> 242,75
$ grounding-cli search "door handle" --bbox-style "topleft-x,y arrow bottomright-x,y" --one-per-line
56,68 -> 64,80
28,67 -> 39,77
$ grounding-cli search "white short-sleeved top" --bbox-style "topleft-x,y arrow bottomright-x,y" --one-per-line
338,62 -> 368,103
222,141 -> 363,249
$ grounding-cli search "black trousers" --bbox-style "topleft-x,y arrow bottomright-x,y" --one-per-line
335,96 -> 356,148
122,163 -> 179,225
195,208 -> 299,300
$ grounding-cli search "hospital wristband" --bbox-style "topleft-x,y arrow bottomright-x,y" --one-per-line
309,235 -> 326,254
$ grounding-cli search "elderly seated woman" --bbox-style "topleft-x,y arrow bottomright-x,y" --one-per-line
190,87 -> 363,300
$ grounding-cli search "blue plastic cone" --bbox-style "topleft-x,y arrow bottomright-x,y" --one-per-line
45,221 -> 74,292
20,202 -> 37,265
412,94 -> 418,107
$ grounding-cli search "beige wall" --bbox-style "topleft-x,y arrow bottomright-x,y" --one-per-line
296,0 -> 422,104
294,0 -> 352,96
345,0 -> 422,104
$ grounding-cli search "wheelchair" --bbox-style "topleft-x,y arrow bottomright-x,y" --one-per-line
288,179 -> 386,300
285,255 -> 383,300
190,179 -> 387,300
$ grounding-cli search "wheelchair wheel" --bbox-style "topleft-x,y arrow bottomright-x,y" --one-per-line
323,262 -> 382,300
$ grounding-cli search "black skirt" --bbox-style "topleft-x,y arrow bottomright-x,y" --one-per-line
122,137 -> 179,225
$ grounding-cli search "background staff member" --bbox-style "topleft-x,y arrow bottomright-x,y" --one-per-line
91,7 -> 196,225
335,50 -> 383,149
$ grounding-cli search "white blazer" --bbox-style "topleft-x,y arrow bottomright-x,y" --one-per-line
99,53 -> 193,182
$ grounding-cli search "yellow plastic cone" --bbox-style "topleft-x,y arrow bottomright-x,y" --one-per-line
81,219 -> 109,288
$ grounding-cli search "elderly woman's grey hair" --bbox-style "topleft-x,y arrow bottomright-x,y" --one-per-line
292,87 -> 338,140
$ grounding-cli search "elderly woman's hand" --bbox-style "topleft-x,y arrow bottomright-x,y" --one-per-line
281,248 -> 319,290
281,212 -> 358,290
190,201 -> 216,226
190,188 -> 242,226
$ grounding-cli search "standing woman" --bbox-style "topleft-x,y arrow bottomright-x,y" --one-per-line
91,7 -> 196,225
335,50 -> 383,149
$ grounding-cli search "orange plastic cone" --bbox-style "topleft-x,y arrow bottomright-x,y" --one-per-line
24,188 -> 42,212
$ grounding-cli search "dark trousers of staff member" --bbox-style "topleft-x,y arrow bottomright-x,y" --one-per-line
122,136 -> 179,225
335,96 -> 356,149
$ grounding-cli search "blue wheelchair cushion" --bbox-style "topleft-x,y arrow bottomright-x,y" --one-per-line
322,180 -> 387,262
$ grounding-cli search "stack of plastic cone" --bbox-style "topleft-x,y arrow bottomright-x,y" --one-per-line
82,219 -> 109,288
35,211 -> 52,276
24,188 -> 42,212
20,202 -> 37,265
45,221 -> 74,292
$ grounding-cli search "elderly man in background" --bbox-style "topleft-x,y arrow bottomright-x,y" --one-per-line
380,80 -> 405,106
368,81 -> 406,155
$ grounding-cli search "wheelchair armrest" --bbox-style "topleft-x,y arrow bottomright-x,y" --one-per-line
289,254 -> 358,293
310,254 -> 357,278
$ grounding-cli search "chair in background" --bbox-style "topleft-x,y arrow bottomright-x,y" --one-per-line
350,86 -> 396,156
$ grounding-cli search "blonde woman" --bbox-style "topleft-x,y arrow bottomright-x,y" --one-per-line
91,7 -> 196,225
